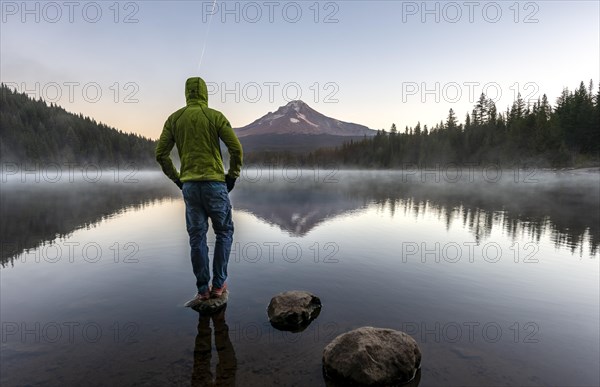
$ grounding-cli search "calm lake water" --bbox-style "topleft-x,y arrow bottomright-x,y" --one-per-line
1,169 -> 599,386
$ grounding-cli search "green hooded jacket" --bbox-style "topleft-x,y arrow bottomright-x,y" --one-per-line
156,77 -> 243,183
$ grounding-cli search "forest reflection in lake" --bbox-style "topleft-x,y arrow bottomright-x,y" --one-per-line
233,168 -> 599,256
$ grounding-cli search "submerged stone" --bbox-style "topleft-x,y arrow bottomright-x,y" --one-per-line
267,290 -> 321,332
189,290 -> 229,314
323,326 -> 421,386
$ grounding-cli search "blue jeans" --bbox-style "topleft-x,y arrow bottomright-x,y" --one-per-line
182,181 -> 234,294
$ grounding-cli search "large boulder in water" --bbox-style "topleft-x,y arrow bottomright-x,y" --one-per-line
322,326 -> 421,386
267,290 -> 321,331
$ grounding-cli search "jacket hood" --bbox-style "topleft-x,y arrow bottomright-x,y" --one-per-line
185,77 -> 208,106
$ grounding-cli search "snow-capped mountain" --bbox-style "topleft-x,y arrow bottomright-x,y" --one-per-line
234,100 -> 376,152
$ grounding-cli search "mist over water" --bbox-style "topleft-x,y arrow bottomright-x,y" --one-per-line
1,169 -> 598,386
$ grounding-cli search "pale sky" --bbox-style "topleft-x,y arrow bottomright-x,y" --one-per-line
1,1 -> 598,139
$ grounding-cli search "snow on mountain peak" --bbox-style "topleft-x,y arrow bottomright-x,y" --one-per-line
286,100 -> 306,112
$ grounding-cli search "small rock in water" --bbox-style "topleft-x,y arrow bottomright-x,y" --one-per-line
267,290 -> 321,332
190,290 -> 228,314
322,326 -> 421,386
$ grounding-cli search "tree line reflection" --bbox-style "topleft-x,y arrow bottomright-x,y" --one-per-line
0,175 -> 180,266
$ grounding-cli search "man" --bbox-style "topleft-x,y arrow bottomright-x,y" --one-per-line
156,77 -> 243,307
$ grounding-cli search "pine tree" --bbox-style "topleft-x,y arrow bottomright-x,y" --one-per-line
475,93 -> 488,124
446,108 -> 458,130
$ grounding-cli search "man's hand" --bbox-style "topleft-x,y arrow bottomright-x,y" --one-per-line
225,175 -> 236,192
174,179 -> 183,190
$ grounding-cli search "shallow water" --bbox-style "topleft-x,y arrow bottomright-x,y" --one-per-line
1,170 -> 599,386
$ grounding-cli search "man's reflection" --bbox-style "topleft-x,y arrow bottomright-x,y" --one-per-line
192,307 -> 237,386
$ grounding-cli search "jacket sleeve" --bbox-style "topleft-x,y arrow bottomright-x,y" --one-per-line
155,118 -> 180,182
217,115 -> 243,179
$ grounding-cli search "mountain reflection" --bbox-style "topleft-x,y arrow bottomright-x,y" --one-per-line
233,170 -> 599,256
0,173 -> 180,266
233,182 -> 369,236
